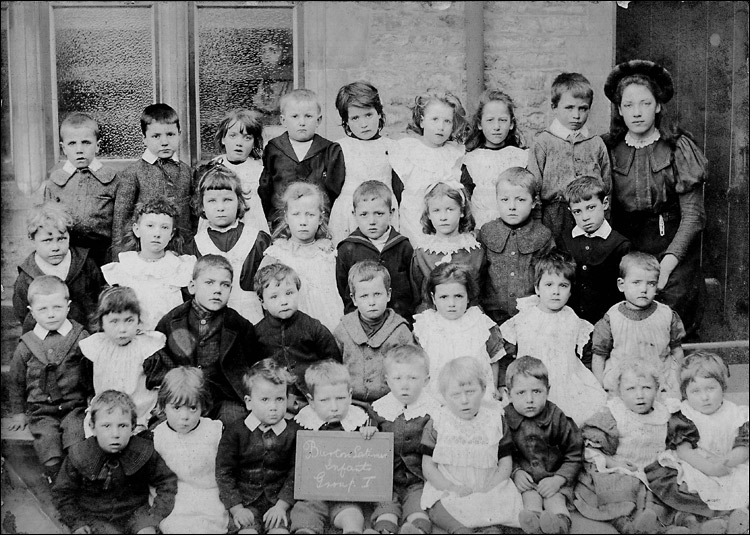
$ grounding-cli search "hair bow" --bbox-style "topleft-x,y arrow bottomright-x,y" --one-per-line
425,180 -> 466,202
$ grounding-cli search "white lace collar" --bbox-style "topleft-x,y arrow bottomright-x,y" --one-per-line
293,404 -> 369,431
372,392 -> 438,421
625,129 -> 661,149
420,232 -> 480,256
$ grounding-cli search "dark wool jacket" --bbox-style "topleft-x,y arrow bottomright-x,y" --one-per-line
258,132 -> 345,222
560,229 -> 631,325
336,228 -> 415,323
255,310 -> 341,393
13,247 -> 104,334
216,416 -> 300,509
369,407 -> 431,489
53,436 -> 177,533
478,218 -> 555,322
144,300 -> 262,402
8,320 -> 91,414
45,162 -> 120,264
505,401 -> 583,487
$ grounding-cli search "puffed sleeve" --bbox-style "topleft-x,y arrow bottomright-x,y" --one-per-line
673,136 -> 708,194
734,421 -> 749,449
486,324 -> 505,364
592,313 -> 614,359
421,418 -> 438,457
581,407 -> 619,456
668,310 -> 686,348
665,411 -> 700,450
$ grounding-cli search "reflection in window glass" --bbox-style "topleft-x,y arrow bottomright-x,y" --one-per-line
54,6 -> 154,159
1,7 -> 11,180
197,7 -> 293,159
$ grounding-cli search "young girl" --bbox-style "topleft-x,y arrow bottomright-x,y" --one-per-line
646,352 -> 749,534
186,164 -> 271,324
198,109 -> 270,234
153,367 -> 229,534
410,181 -> 484,312
329,81 -> 400,245
462,90 -> 529,229
413,263 -> 503,403
499,251 -> 607,425
421,357 -> 522,531
573,360 -> 672,534
603,59 -> 708,339
101,197 -> 196,331
260,182 -> 344,333
80,286 -> 164,436
390,88 -> 468,247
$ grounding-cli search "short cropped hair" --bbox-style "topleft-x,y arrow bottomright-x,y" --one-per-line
348,260 -> 391,297
157,367 -> 212,416
551,72 -> 594,107
59,112 -> 100,140
496,166 -> 541,200
27,275 -> 69,305
383,344 -> 430,376
89,390 -> 137,427
619,251 -> 660,279
612,358 -> 661,393
141,103 -> 180,136
254,263 -> 302,300
27,203 -> 72,240
242,358 -> 295,397
91,286 -> 141,332
679,351 -> 729,399
304,359 -> 352,399
425,263 -> 477,308
352,180 -> 393,211
533,249 -> 577,287
506,355 -> 550,391
193,254 -> 233,281
335,81 -> 386,137
437,356 -> 487,397
564,175 -> 608,205
279,89 -> 321,115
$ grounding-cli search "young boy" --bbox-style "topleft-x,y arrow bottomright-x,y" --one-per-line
592,251 -> 686,398
216,359 -> 300,534
290,360 -> 375,534
477,167 -> 555,326
13,203 -> 104,333
258,89 -> 345,223
527,73 -> 611,242
336,180 -> 415,323
44,112 -> 119,266
505,356 -> 583,535
144,254 -> 261,426
368,345 -> 436,534
113,103 -> 196,255
253,263 -> 342,414
560,175 -> 631,325
334,261 -> 414,403
53,390 -> 177,534
8,275 -> 92,483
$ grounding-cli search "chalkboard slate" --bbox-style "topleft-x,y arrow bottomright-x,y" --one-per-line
294,430 -> 394,502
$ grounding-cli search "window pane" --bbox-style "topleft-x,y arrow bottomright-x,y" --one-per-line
1,6 -> 11,181
54,5 -> 154,159
196,6 -> 293,159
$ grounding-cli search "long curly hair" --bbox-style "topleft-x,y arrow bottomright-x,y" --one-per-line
121,197 -> 184,255
407,88 -> 470,144
465,89 -> 526,152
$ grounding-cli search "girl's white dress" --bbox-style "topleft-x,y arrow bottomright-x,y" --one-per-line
463,146 -> 529,229
413,307 -> 500,403
329,136 -> 399,245
101,251 -> 196,331
389,137 -> 464,248
656,400 -> 749,510
193,223 -> 264,324
196,155 -> 269,234
421,403 -> 522,527
260,238 -> 344,332
500,300 -> 607,424
154,418 -> 229,534
80,331 -> 164,435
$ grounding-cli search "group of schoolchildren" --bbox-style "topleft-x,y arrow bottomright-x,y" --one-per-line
6,57 -> 748,535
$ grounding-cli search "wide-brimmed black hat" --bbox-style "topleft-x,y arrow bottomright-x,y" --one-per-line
604,59 -> 674,104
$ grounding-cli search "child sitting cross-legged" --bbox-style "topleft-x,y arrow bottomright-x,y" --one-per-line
216,359 -> 301,534
53,390 -> 178,534
505,356 -> 583,535
334,260 -> 415,404
290,360 -> 376,534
